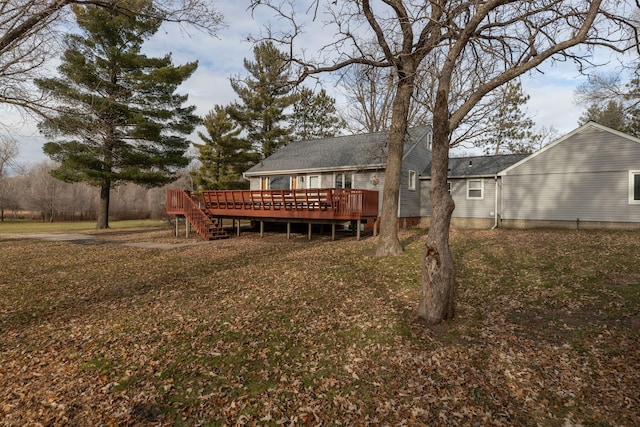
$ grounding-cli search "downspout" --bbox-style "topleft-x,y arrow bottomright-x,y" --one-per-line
491,175 -> 499,229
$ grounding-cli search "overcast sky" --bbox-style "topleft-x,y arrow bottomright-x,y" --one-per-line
5,2 -> 629,168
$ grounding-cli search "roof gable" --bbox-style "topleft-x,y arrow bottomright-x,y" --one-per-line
500,122 -> 640,175
244,126 -> 431,176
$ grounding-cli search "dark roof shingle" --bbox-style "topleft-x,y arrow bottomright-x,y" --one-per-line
245,126 -> 431,175
423,153 -> 529,177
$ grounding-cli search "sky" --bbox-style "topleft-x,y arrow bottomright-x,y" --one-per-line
4,2 -> 629,169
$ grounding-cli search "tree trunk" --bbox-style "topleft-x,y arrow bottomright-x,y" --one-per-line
96,185 -> 110,229
375,76 -> 414,257
418,97 -> 456,323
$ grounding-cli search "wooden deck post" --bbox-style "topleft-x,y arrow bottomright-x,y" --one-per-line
331,224 -> 336,241
260,221 -> 264,238
356,219 -> 361,240
236,219 -> 240,237
308,223 -> 312,240
186,218 -> 190,238
287,223 -> 291,239
175,216 -> 179,237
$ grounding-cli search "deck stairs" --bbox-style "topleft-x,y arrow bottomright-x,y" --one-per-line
179,192 -> 229,241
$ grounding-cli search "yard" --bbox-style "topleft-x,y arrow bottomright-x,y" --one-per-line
0,225 -> 638,426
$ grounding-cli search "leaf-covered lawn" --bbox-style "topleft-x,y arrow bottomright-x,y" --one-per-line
1,227 -> 638,426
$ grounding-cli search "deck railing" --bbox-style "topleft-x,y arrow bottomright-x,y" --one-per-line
167,188 -> 379,221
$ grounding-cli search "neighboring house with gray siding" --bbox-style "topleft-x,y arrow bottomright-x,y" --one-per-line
243,126 -> 433,224
499,122 -> 640,229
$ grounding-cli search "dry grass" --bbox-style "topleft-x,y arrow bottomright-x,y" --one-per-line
0,226 -> 638,426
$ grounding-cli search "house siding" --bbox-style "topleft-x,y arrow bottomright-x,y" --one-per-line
502,126 -> 640,223
400,142 -> 431,217
419,177 -> 499,221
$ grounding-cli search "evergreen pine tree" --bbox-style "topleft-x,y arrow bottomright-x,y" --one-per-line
578,100 -> 626,131
481,81 -> 538,154
292,88 -> 346,140
36,1 -> 198,229
624,66 -> 640,137
228,41 -> 297,158
192,106 -> 259,190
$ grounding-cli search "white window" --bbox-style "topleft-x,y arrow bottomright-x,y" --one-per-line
408,170 -> 416,191
467,179 -> 484,200
334,172 -> 353,188
629,171 -> 640,204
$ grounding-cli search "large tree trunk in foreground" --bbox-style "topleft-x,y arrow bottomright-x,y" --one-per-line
375,77 -> 414,257
418,104 -> 456,323
96,185 -> 110,229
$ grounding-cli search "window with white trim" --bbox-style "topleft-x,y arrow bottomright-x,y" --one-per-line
260,177 -> 270,190
467,179 -> 484,200
629,171 -> 640,204
408,170 -> 416,191
334,172 -> 353,188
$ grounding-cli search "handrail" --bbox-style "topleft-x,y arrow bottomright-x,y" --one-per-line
166,190 -> 217,240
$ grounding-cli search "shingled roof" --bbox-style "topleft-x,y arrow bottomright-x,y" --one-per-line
423,153 -> 530,177
244,126 -> 431,176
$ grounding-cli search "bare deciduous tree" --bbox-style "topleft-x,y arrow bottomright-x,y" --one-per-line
341,64 -> 434,133
251,0 -> 639,324
0,0 -> 223,116
0,135 -> 19,220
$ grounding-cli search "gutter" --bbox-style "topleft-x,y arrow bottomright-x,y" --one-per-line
492,175 -> 499,229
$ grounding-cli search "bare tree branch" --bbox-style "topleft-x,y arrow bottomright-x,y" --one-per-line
0,0 -> 223,118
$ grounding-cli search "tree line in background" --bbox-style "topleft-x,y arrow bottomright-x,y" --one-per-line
0,160 -> 187,223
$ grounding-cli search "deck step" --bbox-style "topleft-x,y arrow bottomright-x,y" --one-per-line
207,223 -> 229,240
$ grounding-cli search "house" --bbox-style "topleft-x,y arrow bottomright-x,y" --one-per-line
420,153 -> 529,229
243,121 -> 640,231
499,122 -> 640,229
421,122 -> 640,229
243,126 -> 433,228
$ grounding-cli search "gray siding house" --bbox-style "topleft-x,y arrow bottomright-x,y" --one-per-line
243,122 -> 640,230
420,154 -> 528,228
243,126 -> 433,225
500,122 -> 640,229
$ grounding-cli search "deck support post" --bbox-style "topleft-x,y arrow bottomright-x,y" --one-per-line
308,223 -> 312,240
287,223 -> 291,239
260,221 -> 264,238
356,219 -> 361,240
186,218 -> 190,238
236,220 -> 241,237
331,224 -> 336,241
175,216 -> 179,237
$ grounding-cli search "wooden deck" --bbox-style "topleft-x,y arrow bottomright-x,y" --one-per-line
166,189 -> 379,240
